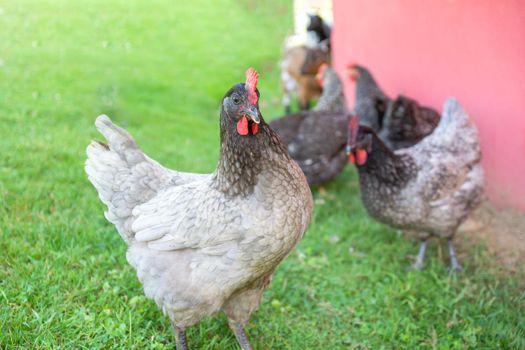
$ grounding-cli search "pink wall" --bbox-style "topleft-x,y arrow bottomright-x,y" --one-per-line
333,0 -> 525,212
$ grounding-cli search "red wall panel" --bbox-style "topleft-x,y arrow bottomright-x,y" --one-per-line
333,0 -> 525,211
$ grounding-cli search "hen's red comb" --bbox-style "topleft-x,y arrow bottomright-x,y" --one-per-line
348,115 -> 360,144
245,68 -> 259,105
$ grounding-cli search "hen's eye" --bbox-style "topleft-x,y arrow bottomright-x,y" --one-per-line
232,96 -> 241,105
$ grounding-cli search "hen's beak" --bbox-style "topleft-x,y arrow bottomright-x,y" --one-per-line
242,106 -> 260,124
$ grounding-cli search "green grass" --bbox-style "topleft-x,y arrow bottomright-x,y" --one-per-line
0,1 -> 524,349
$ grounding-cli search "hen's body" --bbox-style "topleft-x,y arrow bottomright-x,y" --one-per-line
350,98 -> 484,270
270,67 -> 349,185
85,73 -> 312,349
287,111 -> 349,185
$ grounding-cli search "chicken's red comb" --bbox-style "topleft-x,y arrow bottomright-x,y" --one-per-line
348,115 -> 360,144
245,68 -> 259,105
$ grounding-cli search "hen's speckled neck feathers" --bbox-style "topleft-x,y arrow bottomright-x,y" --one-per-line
353,65 -> 386,101
314,67 -> 348,113
357,127 -> 417,187
214,108 -> 289,197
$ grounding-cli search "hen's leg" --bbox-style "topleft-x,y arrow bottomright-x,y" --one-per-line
171,322 -> 188,350
447,239 -> 463,273
410,239 -> 428,270
229,321 -> 253,350
223,277 -> 270,350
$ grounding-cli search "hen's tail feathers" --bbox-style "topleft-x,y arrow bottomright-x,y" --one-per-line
443,97 -> 462,117
441,97 -> 473,131
422,97 -> 481,161
85,115 -> 174,243
94,115 -> 145,164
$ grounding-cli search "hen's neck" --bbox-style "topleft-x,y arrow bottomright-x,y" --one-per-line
357,130 -> 416,187
315,71 -> 348,113
356,75 -> 385,101
213,116 -> 288,197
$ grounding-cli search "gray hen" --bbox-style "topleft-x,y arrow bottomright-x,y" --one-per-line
347,97 -> 484,271
85,69 -> 313,349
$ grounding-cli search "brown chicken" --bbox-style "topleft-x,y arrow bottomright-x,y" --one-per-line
346,98 -> 484,272
280,45 -> 323,112
85,69 -> 313,349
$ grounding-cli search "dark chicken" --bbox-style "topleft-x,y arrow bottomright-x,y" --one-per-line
347,98 -> 484,271
270,65 -> 350,185
347,64 -> 440,149
347,64 -> 389,131
85,69 -> 313,350
379,95 -> 441,150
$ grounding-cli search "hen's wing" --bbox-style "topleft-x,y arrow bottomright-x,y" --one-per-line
286,111 -> 349,184
287,111 -> 348,158
295,149 -> 347,185
85,115 -> 207,243
130,182 -> 250,254
269,112 -> 306,145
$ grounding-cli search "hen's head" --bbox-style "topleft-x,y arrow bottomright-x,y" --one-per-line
221,68 -> 262,136
346,116 -> 372,166
345,63 -> 369,82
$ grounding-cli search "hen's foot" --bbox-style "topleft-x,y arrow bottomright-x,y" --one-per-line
408,261 -> 424,271
230,322 -> 253,350
447,239 -> 463,273
408,239 -> 428,270
171,323 -> 188,350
